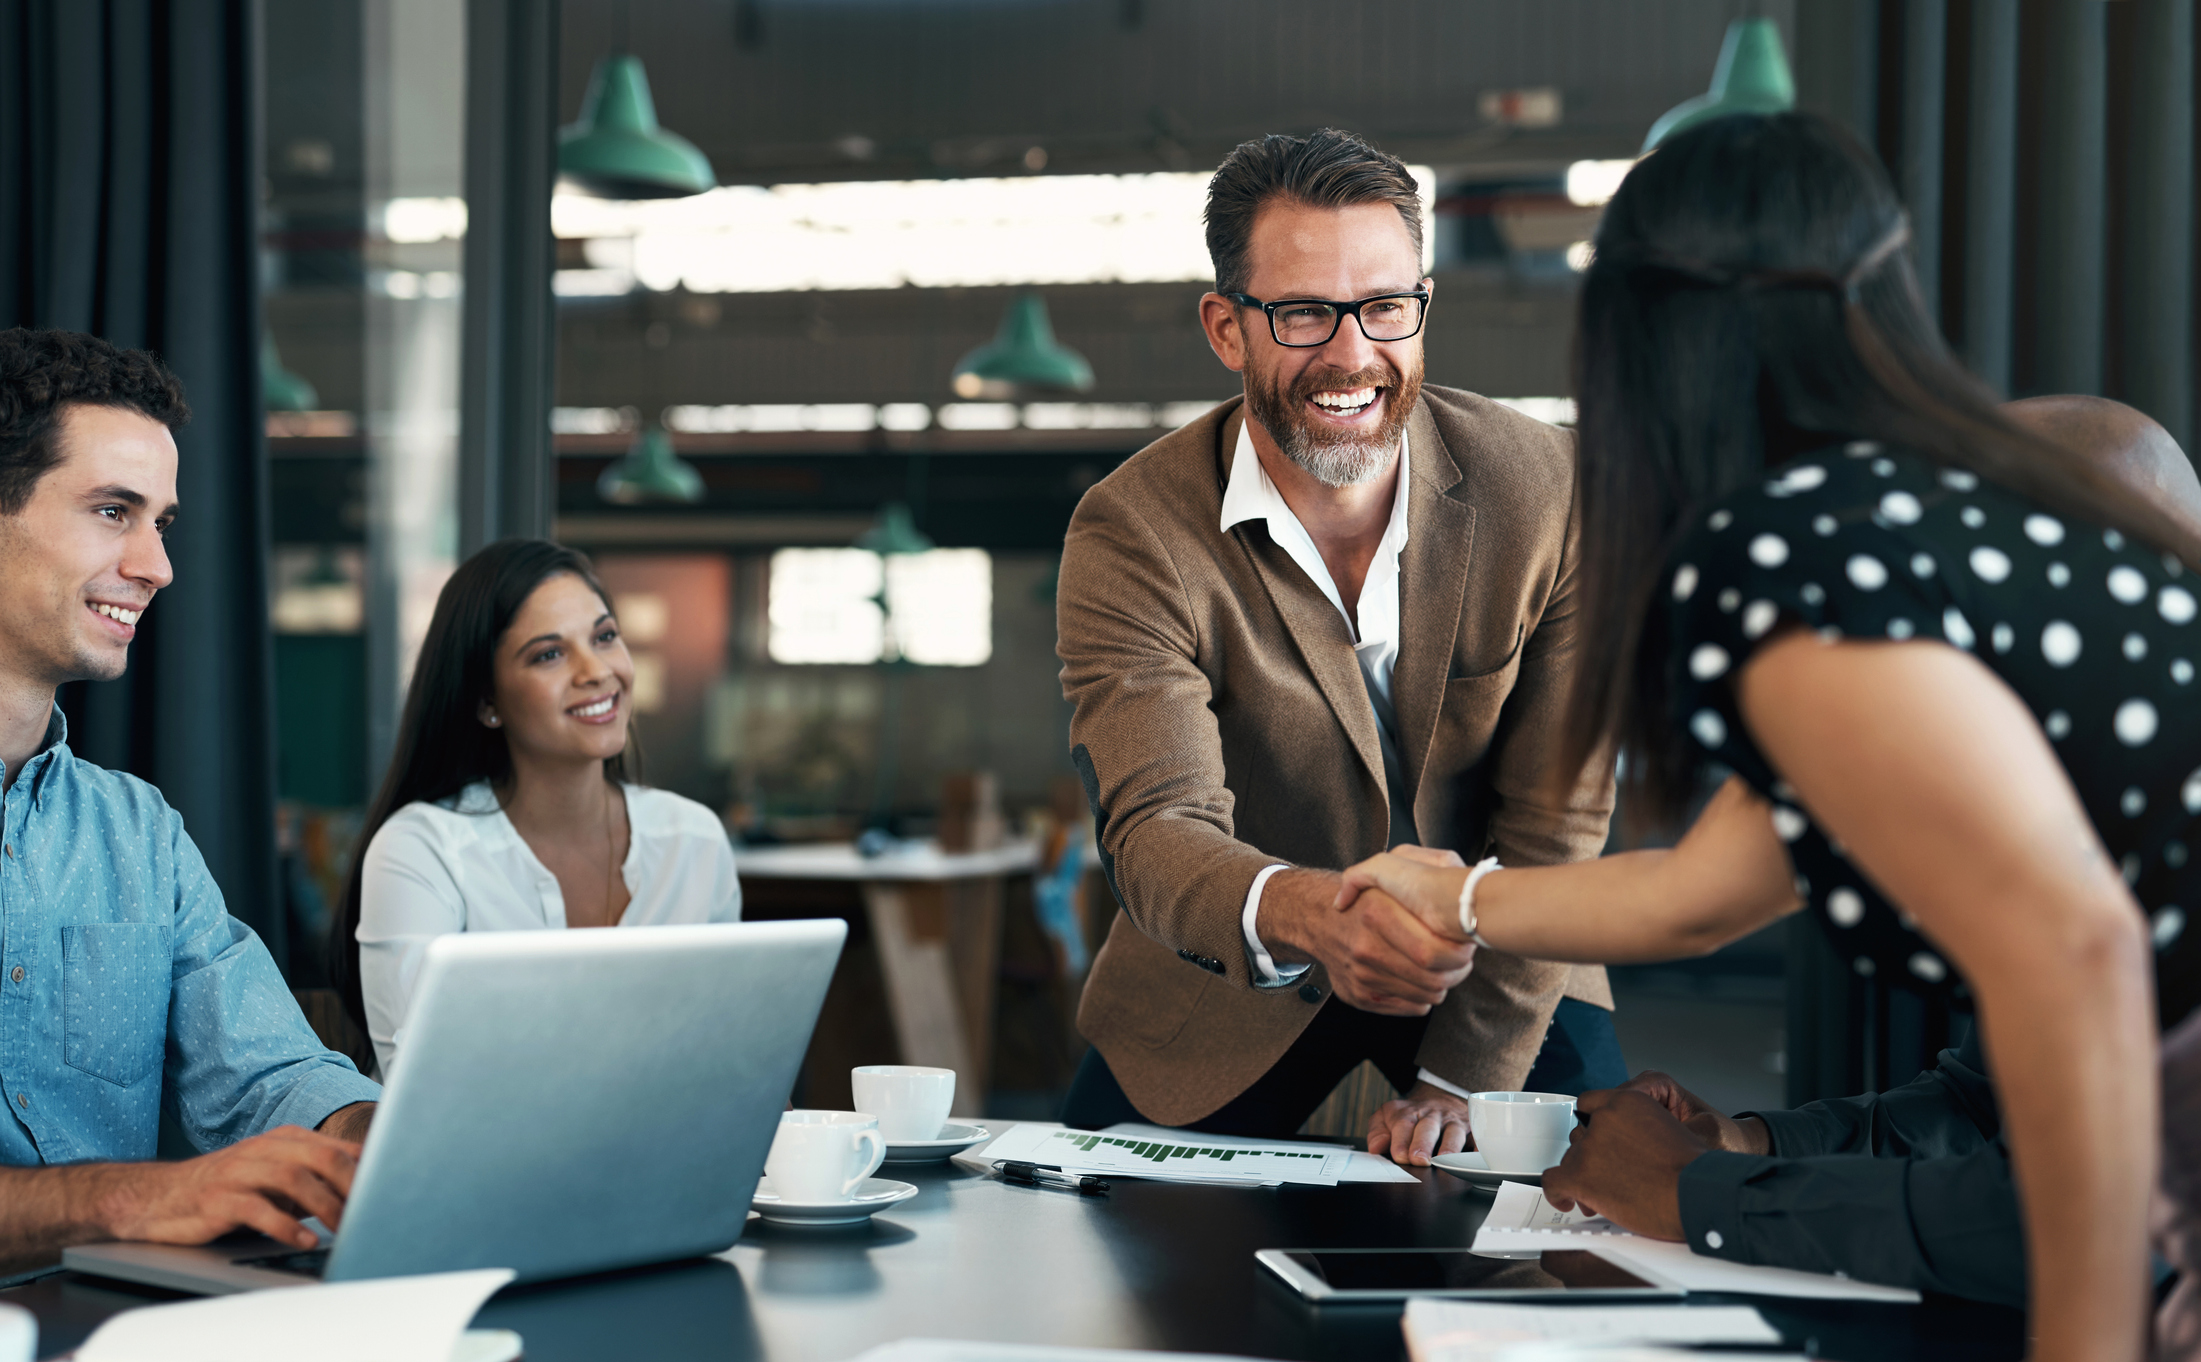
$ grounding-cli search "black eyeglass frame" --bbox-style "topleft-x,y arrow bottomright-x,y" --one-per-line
1224,287 -> 1433,348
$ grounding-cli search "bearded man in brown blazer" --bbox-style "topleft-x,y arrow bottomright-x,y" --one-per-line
1056,128 -> 1623,1165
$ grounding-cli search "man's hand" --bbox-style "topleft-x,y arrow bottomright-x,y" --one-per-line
92,1124 -> 364,1250
1334,851 -> 1477,944
1259,869 -> 1475,1015
1367,1081 -> 1472,1166
1540,1088 -> 1709,1241
1619,1072 -> 1769,1155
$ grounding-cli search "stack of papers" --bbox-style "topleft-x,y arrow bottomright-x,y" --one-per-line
1401,1298 -> 1793,1362
1473,1180 -> 1922,1304
957,1122 -> 1415,1187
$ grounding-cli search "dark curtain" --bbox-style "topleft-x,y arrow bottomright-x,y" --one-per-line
0,1 -> 284,967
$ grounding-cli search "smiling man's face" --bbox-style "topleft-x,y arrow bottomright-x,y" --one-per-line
0,404 -> 177,687
1229,198 -> 1429,487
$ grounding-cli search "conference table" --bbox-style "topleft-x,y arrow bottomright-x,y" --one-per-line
3,1141 -> 2026,1362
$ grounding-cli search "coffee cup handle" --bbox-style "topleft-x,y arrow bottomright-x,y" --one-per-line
844,1128 -> 886,1199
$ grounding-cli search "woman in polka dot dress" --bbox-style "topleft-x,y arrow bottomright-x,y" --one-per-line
1337,114 -> 2196,1360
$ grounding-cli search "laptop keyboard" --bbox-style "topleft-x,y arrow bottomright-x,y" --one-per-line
236,1247 -> 330,1278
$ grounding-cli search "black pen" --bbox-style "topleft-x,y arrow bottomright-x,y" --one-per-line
994,1160 -> 1111,1195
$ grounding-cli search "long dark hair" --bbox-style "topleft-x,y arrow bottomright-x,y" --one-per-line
1563,112 -> 2201,828
330,539 -> 636,1036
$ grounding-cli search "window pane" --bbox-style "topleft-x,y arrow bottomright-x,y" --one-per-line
768,549 -> 886,664
885,550 -> 992,667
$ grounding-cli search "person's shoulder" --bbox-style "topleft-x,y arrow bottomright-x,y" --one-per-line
1416,386 -> 1578,507
624,785 -> 732,843
50,751 -> 175,822
368,785 -> 499,856
1070,396 -> 1239,531
1420,385 -> 1575,455
1686,439 -> 1949,543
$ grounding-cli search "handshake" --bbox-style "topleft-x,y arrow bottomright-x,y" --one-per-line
1260,846 -> 1483,1017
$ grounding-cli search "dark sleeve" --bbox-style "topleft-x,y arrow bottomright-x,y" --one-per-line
1743,1026 -> 1999,1158
1674,1029 -> 2022,1306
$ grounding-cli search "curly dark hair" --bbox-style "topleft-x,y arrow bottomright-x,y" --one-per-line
0,328 -> 190,514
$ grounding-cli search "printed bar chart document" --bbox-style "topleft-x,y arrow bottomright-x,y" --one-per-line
975,1122 -> 1351,1185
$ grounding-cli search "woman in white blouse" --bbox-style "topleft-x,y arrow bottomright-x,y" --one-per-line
332,540 -> 741,1076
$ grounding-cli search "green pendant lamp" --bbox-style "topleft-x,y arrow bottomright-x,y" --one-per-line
261,334 -> 318,412
1642,17 -> 1796,152
855,502 -> 935,556
597,422 -> 704,504
559,53 -> 716,199
950,293 -> 1095,400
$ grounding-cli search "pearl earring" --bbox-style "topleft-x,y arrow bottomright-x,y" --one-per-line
485,715 -> 501,728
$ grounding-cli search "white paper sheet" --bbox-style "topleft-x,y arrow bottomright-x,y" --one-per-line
1468,1180 -> 1922,1303
1593,1237 -> 1921,1304
1471,1180 -> 1634,1251
75,1267 -> 517,1362
1101,1122 -> 1420,1184
1402,1297 -> 1784,1362
952,1124 -> 1267,1184
973,1121 -> 1351,1185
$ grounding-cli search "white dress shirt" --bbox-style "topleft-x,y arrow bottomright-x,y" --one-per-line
1218,420 -> 1472,1101
356,781 -> 743,1076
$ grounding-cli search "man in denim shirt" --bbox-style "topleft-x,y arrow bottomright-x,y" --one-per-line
0,329 -> 380,1263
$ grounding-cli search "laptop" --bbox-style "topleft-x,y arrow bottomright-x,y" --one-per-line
66,918 -> 845,1293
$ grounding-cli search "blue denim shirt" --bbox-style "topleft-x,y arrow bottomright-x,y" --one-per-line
0,711 -> 380,1165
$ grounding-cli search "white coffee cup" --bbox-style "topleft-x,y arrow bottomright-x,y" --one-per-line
1470,1091 -> 1579,1173
765,1110 -> 886,1202
851,1064 -> 956,1142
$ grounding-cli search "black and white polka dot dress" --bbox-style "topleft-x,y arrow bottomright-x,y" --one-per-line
1666,441 -> 2201,1027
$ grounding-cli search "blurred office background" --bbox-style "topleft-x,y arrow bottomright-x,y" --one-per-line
5,0 -> 2195,1119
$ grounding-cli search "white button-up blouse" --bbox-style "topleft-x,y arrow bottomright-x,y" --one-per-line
355,781 -> 742,1076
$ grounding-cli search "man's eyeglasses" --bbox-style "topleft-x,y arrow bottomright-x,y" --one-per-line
1225,288 -> 1430,348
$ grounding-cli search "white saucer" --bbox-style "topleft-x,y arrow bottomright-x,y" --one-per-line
881,1122 -> 991,1164
751,1176 -> 919,1225
1431,1151 -> 1550,1188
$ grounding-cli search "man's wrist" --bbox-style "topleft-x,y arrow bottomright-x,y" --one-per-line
1413,1069 -> 1474,1102
1733,1116 -> 1771,1157
1254,867 -> 1336,965
78,1161 -> 155,1243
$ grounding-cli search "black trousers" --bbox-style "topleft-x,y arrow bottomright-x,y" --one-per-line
1060,996 -> 1626,1136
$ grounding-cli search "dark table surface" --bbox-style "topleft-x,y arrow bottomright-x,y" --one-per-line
4,1157 -> 2026,1361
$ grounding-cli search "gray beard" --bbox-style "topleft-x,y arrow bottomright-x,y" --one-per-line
1276,428 -> 1393,488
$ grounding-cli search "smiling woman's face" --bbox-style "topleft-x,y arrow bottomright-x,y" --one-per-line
485,571 -> 633,769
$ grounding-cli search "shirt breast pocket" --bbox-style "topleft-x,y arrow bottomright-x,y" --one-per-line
63,923 -> 174,1087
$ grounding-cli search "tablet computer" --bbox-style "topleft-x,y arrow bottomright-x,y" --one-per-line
1255,1248 -> 1684,1302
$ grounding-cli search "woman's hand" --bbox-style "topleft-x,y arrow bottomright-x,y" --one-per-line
1333,850 -> 1473,943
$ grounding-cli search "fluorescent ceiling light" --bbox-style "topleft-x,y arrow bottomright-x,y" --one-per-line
1564,160 -> 1636,208
552,167 -> 1433,293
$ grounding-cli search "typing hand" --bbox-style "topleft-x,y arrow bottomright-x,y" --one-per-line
1333,852 -> 1475,944
1540,1088 -> 1706,1241
96,1124 -> 362,1250
1619,1071 -> 1769,1156
1366,1080 -> 1472,1166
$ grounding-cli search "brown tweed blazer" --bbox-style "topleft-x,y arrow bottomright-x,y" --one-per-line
1056,387 -> 1615,1126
